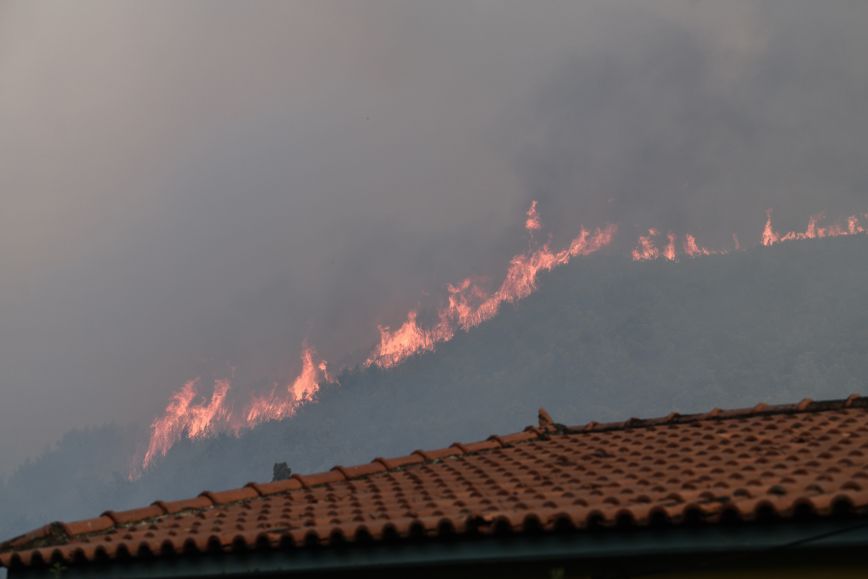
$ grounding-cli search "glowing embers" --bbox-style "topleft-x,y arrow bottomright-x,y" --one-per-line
631,229 -> 729,262
762,210 -> 867,246
365,204 -> 617,368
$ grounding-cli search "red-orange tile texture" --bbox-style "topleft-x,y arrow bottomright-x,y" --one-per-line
4,396 -> 868,570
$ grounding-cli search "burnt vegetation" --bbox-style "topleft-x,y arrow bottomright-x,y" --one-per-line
2,236 -> 868,539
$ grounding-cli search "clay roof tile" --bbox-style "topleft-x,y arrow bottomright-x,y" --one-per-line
373,453 -> 426,470
102,506 -> 164,526
332,462 -> 387,479
245,478 -> 303,496
206,487 -> 259,505
413,447 -> 463,461
293,470 -> 346,487
460,439 -> 502,453
6,396 -> 868,571
152,495 -> 214,515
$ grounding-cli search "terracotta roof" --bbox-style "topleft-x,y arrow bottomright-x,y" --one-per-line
4,395 -> 868,571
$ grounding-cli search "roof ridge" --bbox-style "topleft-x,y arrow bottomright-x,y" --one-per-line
2,394 -> 864,555
562,394 -> 866,434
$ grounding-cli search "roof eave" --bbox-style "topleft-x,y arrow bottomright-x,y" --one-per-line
9,519 -> 868,579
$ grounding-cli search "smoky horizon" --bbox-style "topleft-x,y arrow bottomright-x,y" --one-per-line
2,0 -> 868,476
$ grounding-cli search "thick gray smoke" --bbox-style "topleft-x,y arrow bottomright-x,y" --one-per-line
1,0 -> 867,474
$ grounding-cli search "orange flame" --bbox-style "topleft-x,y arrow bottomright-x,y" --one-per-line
525,200 -> 542,232
446,225 -> 617,332
763,209 -> 866,246
141,205 -> 868,474
664,232 -> 677,262
632,229 -> 728,262
683,233 -> 728,257
141,347 -> 328,472
369,310 -> 456,369
142,378 -> 232,470
365,203 -> 616,368
631,228 -> 660,261
245,348 -> 329,426
140,201 -> 618,473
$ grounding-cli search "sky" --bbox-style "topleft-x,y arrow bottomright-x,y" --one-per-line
1,0 -> 867,473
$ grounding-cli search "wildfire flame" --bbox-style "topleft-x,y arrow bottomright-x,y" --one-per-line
141,378 -> 231,470
364,205 -> 617,368
245,348 -> 331,427
139,201 -> 615,472
631,228 -> 661,261
631,229 -> 729,262
141,347 -> 329,472
139,204 -> 868,474
525,199 -> 542,232
762,209 -> 867,246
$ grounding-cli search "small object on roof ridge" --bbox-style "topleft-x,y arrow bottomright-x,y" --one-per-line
538,408 -> 555,431
272,462 -> 292,482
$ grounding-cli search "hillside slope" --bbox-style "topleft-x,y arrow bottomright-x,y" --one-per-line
3,237 -> 868,538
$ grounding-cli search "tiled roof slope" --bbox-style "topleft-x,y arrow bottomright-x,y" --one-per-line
4,396 -> 868,570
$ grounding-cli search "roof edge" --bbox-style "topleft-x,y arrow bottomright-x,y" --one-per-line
11,519 -> 868,578
2,394 -> 864,559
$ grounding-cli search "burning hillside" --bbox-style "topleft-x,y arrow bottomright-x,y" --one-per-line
138,203 -> 868,475
138,202 -> 615,472
141,349 -> 331,471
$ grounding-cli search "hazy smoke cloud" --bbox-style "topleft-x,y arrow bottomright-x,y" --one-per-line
1,0 -> 867,472
514,1 -> 868,243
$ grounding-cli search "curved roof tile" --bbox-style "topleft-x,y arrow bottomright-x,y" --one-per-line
3,396 -> 868,571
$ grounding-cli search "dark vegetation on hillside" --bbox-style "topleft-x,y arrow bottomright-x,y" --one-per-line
2,237 -> 867,539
